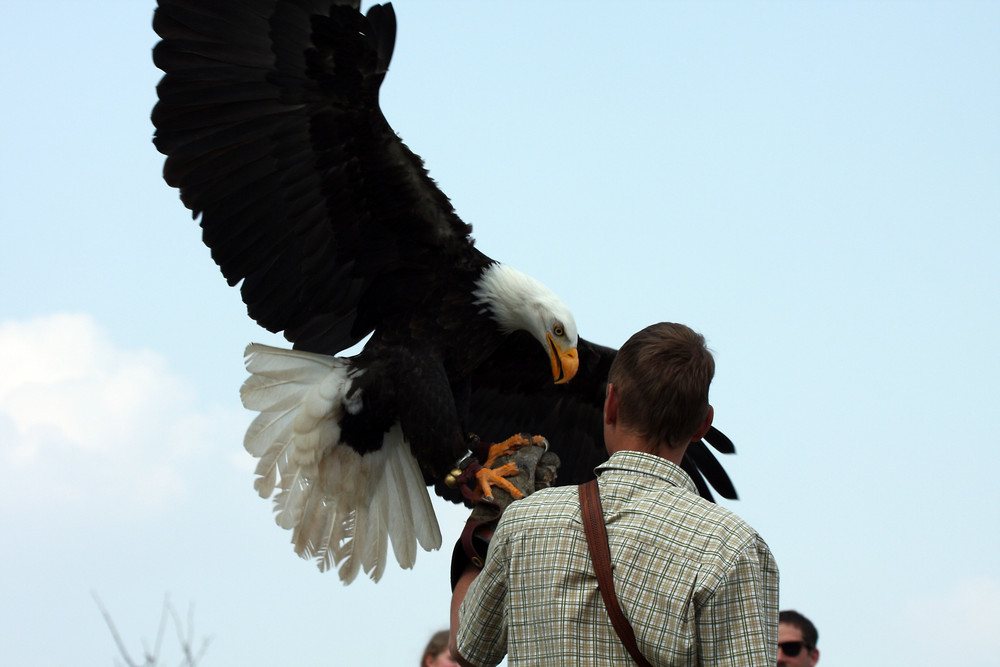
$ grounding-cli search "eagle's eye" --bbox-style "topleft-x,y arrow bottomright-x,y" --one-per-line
554,324 -> 565,337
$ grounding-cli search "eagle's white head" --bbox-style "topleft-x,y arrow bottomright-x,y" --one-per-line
473,263 -> 579,384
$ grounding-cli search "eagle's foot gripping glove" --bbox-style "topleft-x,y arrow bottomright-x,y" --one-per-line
473,432 -> 548,501
450,435 -> 560,588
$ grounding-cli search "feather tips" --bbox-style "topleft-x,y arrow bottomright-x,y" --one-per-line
241,343 -> 441,583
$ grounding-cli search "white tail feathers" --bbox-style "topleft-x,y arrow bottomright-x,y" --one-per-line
241,343 -> 442,583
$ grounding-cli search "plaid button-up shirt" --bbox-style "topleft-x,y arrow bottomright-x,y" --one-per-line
457,450 -> 779,666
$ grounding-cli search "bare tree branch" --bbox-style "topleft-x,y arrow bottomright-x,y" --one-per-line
93,592 -> 142,667
94,592 -> 212,666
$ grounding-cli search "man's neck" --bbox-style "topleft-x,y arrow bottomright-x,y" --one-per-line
607,433 -> 688,467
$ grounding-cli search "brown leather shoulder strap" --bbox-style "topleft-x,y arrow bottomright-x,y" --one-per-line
578,479 -> 653,667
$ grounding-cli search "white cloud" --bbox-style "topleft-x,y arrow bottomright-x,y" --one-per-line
0,313 -> 245,513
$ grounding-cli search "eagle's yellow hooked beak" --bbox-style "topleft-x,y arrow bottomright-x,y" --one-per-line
547,334 -> 579,385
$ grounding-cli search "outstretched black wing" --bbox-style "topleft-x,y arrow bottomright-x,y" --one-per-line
152,1 -> 482,354
467,335 -> 738,501
154,0 -> 739,504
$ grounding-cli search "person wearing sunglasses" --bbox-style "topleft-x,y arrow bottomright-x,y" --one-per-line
777,610 -> 819,667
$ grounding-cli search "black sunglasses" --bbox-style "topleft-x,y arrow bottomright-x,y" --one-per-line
778,641 -> 812,657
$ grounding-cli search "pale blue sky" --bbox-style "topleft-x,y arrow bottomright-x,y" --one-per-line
2,2 -> 998,665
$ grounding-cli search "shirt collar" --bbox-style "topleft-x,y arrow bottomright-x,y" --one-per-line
595,450 -> 698,494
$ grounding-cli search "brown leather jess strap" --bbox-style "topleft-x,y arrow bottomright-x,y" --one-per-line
579,479 -> 653,667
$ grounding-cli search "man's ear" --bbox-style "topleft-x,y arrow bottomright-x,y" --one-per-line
604,383 -> 618,425
691,405 -> 714,442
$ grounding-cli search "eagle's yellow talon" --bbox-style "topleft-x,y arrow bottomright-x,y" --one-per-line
483,434 -> 532,468
475,461 -> 523,501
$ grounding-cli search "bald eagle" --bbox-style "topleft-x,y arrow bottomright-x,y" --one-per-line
152,0 -> 736,583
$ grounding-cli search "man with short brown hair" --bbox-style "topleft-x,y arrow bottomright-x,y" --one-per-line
606,322 -> 716,449
451,322 -> 779,666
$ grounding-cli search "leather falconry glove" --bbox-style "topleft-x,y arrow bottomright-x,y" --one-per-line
450,435 -> 560,588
